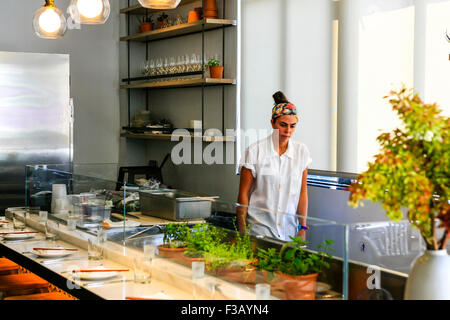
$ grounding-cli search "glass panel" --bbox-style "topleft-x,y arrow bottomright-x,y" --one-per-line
23,165 -> 349,300
347,219 -> 425,300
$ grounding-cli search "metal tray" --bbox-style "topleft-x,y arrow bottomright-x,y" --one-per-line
139,189 -> 217,221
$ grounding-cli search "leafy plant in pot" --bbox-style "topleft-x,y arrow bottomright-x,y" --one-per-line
157,12 -> 169,29
182,223 -> 226,266
138,15 -> 153,33
158,223 -> 190,261
203,227 -> 256,284
207,58 -> 223,79
348,87 -> 450,300
255,237 -> 335,300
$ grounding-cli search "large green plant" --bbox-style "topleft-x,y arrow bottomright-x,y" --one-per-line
348,87 -> 449,250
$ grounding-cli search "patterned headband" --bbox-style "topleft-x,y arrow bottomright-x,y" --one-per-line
271,102 -> 298,121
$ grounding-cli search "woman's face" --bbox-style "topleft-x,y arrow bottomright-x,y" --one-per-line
271,115 -> 298,144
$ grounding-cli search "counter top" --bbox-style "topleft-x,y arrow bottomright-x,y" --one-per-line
0,210 -> 259,300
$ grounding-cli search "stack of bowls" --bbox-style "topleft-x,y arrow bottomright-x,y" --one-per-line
51,184 -> 67,214
204,0 -> 218,19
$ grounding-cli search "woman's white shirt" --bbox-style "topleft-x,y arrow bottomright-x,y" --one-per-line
239,134 -> 312,241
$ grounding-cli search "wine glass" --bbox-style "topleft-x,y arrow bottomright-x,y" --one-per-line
177,55 -> 185,74
163,57 -> 169,76
169,56 -> 176,74
185,54 -> 191,72
191,53 -> 197,72
149,58 -> 156,76
141,60 -> 150,76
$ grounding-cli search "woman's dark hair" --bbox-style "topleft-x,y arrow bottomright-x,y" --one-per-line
272,91 -> 289,105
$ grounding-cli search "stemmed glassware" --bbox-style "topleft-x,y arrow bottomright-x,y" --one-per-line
141,52 -> 210,82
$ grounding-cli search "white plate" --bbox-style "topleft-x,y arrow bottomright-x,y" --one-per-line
32,249 -> 73,258
75,268 -> 119,281
2,233 -> 36,240
103,219 -> 141,229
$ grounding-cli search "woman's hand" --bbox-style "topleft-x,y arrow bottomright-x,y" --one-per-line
297,228 -> 306,241
237,167 -> 254,234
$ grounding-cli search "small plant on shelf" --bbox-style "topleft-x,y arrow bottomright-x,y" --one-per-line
138,15 -> 153,33
207,58 -> 220,67
207,58 -> 223,79
157,12 -> 169,29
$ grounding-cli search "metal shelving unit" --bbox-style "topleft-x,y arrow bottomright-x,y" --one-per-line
120,0 -> 237,142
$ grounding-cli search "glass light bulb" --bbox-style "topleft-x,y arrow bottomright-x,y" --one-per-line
38,8 -> 62,33
77,0 -> 103,18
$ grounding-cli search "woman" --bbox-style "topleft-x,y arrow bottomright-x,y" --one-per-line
237,91 -> 311,241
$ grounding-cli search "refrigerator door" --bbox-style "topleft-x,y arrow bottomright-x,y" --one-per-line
0,51 -> 71,212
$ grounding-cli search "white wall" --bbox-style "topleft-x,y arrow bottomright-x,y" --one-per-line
240,0 -> 334,171
0,0 -> 121,180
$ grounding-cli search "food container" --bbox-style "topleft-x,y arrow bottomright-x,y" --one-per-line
139,189 -> 216,221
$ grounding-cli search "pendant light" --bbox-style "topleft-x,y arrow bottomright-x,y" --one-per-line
68,0 -> 110,25
32,0 -> 67,39
138,0 -> 181,10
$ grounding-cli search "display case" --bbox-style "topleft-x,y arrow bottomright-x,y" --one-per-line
22,165 -> 427,300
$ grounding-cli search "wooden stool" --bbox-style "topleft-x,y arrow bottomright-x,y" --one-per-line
0,273 -> 50,297
4,292 -> 73,300
0,258 -> 19,276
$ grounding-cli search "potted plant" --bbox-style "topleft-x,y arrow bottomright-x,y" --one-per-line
138,15 -> 153,33
203,227 -> 256,284
348,87 -> 450,300
182,223 -> 226,266
255,237 -> 334,300
157,223 -> 190,261
157,12 -> 169,29
207,58 -> 223,79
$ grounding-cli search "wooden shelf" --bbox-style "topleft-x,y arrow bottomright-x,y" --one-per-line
120,77 -> 235,89
120,0 -> 200,15
120,19 -> 236,42
121,132 -> 235,142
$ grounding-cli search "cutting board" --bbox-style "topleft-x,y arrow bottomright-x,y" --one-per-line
110,212 -> 205,226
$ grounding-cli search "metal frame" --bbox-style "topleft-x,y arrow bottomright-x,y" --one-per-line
123,0 -> 234,138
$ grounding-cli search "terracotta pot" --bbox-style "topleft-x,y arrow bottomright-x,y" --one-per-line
157,244 -> 187,262
209,66 -> 223,78
139,22 -> 153,33
194,7 -> 203,19
188,11 -> 200,23
279,272 -> 318,300
181,253 -> 205,267
157,19 -> 167,29
204,10 -> 218,19
262,270 -> 284,291
213,265 -> 256,284
204,0 -> 217,11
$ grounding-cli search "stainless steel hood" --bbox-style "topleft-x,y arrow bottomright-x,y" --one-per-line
0,51 -> 72,212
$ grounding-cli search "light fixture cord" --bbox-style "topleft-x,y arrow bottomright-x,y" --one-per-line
45,0 -> 56,7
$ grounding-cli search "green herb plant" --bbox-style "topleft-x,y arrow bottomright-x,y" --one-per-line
207,58 -> 221,67
157,12 -> 168,22
348,87 -> 449,250
203,222 -> 254,271
139,15 -> 153,24
184,223 -> 226,258
163,223 -> 190,248
255,237 -> 335,277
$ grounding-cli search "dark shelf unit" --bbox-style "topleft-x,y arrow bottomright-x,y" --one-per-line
121,0 -> 237,138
